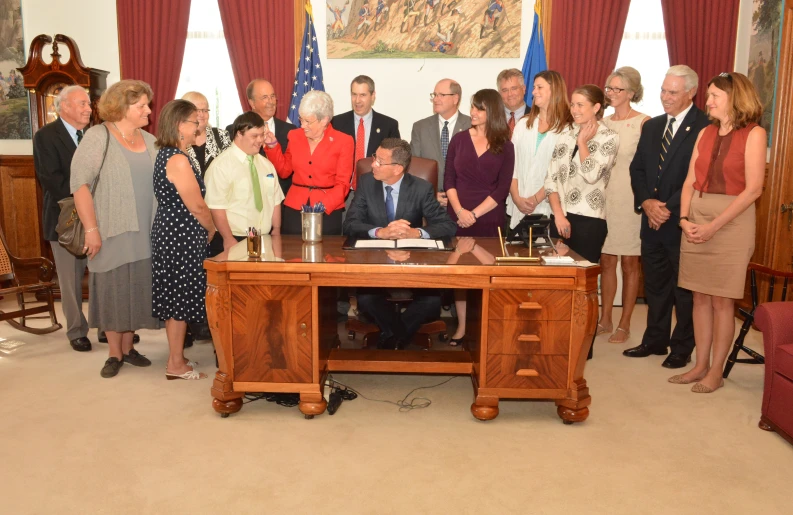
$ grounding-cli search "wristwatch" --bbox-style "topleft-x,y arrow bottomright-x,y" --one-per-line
678,216 -> 690,227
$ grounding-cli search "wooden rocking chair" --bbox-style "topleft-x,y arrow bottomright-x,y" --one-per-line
0,226 -> 62,334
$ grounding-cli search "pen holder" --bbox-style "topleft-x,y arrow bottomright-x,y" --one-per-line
247,233 -> 262,258
301,212 -> 323,243
302,242 -> 323,263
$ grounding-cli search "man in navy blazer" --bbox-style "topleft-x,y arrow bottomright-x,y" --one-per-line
331,75 -> 400,192
33,85 -> 94,352
626,65 -> 710,368
344,138 -> 456,349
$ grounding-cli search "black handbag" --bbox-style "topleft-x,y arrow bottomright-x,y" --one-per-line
56,125 -> 109,257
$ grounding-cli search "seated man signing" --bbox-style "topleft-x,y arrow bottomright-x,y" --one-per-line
344,138 -> 456,349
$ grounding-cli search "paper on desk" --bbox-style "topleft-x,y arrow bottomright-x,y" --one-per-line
354,240 -> 395,249
541,255 -> 575,265
396,239 -> 442,249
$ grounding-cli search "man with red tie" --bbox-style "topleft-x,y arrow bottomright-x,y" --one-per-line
331,75 -> 400,199
497,68 -> 527,138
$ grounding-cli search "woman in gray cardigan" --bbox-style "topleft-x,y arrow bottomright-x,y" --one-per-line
72,80 -> 161,378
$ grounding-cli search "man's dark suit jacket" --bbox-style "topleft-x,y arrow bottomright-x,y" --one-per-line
226,115 -> 296,194
629,106 -> 710,244
33,117 -> 79,241
331,109 -> 400,158
343,172 -> 456,239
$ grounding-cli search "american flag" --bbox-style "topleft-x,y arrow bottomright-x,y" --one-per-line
289,1 -> 325,127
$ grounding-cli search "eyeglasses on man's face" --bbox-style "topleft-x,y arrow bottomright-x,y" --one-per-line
430,92 -> 456,100
371,153 -> 397,167
604,86 -> 626,94
257,94 -> 278,102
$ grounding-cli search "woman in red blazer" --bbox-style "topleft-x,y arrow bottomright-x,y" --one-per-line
263,91 -> 354,235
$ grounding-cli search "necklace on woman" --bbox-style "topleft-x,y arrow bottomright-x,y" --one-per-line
611,107 -> 634,121
113,122 -> 138,145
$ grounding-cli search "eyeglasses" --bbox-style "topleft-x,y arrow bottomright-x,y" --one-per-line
719,72 -> 733,82
604,86 -> 626,94
299,117 -> 320,127
183,119 -> 200,126
430,92 -> 456,100
196,109 -> 210,114
371,153 -> 397,167
257,94 -> 278,102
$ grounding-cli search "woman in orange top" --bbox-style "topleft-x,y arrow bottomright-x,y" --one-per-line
263,91 -> 354,235
673,72 -> 766,392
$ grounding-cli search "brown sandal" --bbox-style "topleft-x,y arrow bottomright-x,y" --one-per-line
596,323 -> 613,336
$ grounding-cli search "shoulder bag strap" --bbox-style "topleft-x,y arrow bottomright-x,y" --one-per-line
89,124 -> 110,196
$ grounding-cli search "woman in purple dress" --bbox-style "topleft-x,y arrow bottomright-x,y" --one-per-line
445,88 -> 514,344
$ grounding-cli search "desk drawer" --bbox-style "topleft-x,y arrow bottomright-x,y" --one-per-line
487,320 -> 570,355
484,354 -> 569,389
488,290 -> 571,321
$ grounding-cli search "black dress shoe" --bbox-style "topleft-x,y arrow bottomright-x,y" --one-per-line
98,333 -> 140,344
70,337 -> 92,352
376,333 -> 396,350
622,344 -> 668,358
662,353 -> 692,369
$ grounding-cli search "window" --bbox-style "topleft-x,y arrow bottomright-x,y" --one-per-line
174,0 -> 241,130
607,0 -> 669,118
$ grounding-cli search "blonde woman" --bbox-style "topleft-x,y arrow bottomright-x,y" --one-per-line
598,67 -> 650,344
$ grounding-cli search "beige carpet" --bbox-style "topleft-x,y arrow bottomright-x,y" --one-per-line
0,299 -> 791,514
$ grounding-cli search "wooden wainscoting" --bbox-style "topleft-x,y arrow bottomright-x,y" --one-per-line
0,155 -> 43,285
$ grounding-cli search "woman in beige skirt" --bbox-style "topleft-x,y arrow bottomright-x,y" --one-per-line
673,73 -> 766,393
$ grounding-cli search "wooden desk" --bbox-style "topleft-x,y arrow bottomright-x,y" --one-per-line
205,236 -> 599,423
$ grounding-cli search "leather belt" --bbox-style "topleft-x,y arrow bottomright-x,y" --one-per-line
293,182 -> 333,192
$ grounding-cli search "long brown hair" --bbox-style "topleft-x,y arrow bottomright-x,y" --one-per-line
707,72 -> 763,129
471,89 -> 510,155
524,70 -> 573,134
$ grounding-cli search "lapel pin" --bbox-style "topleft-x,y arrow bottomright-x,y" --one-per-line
376,128 -> 380,133
686,127 -> 690,132
329,136 -> 334,142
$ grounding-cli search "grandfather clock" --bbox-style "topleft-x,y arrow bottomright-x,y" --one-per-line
19,34 -> 108,134
17,34 -> 108,296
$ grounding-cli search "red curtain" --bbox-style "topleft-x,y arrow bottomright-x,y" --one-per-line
661,0 -> 740,110
218,1 -> 295,119
116,0 -> 192,134
548,0 -> 631,96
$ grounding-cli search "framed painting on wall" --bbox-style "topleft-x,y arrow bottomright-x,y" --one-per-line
0,0 -> 31,139
748,0 -> 785,147
326,0 -> 521,58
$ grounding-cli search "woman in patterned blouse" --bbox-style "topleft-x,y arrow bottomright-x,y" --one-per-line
543,85 -> 619,263
181,91 -> 232,178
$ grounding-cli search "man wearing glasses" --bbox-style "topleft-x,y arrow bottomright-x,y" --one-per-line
409,78 -> 471,207
344,139 -> 456,350
226,79 -> 295,197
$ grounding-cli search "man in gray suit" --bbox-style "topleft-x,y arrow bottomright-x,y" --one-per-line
410,78 -> 471,207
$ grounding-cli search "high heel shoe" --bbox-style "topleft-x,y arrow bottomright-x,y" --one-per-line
691,379 -> 725,393
448,336 -> 464,347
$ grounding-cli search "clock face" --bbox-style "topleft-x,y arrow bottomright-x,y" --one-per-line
44,82 -> 69,125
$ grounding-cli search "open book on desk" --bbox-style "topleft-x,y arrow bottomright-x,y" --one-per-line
342,237 -> 453,251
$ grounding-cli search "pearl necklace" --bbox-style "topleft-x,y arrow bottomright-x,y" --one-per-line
113,122 -> 138,145
611,107 -> 634,122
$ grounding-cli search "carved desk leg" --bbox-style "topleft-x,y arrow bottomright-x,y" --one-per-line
207,282 -> 243,418
471,394 -> 499,421
556,290 -> 598,425
299,391 -> 327,419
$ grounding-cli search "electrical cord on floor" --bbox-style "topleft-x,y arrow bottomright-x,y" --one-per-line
243,392 -> 300,407
327,374 -> 458,412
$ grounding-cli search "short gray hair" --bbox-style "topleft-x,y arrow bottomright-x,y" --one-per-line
55,85 -> 87,114
299,90 -> 334,121
666,65 -> 698,92
497,68 -> 525,88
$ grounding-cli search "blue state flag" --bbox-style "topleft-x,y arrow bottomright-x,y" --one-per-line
521,0 -> 547,105
289,2 -> 325,127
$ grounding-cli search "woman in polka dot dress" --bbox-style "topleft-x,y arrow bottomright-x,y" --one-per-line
152,100 -> 217,380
